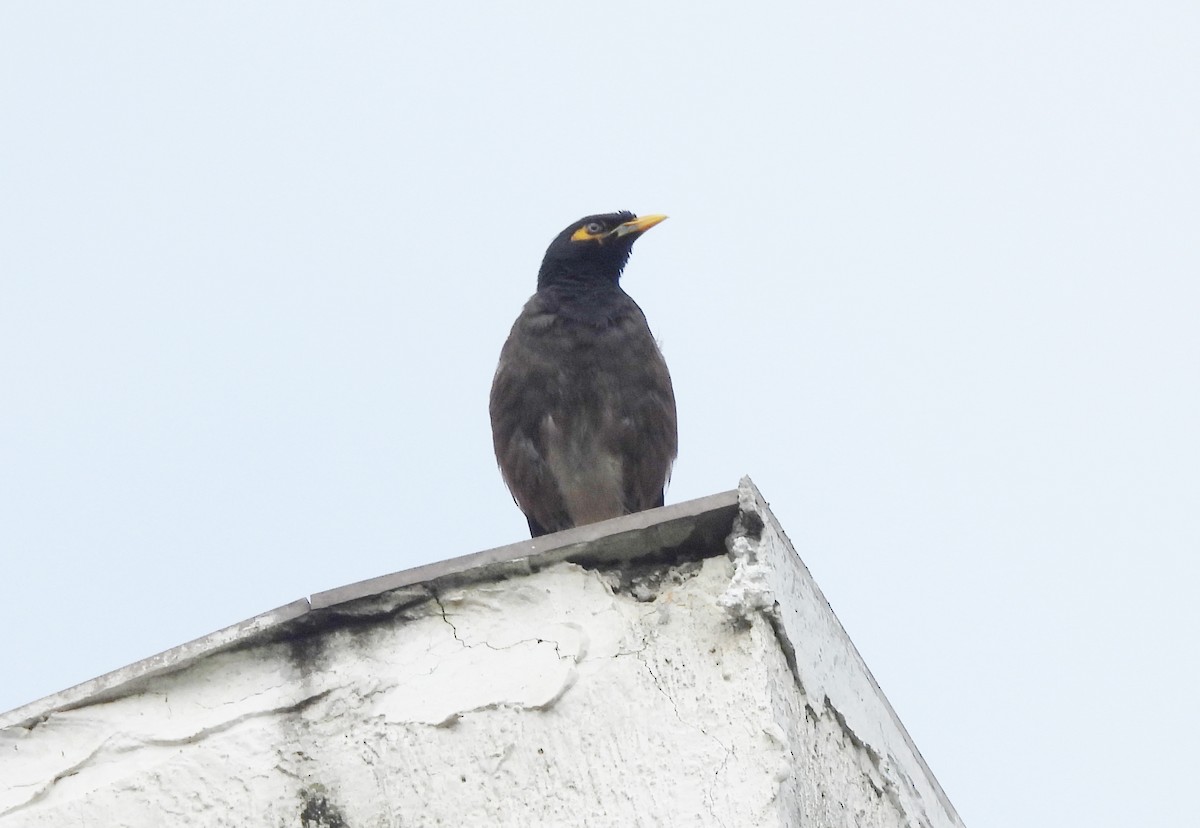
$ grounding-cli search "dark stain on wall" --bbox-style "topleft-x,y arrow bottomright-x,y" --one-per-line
299,786 -> 349,828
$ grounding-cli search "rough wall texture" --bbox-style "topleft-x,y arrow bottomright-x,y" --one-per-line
0,481 -> 962,827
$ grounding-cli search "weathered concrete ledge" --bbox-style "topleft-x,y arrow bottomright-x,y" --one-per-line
0,489 -> 740,732
0,479 -> 964,827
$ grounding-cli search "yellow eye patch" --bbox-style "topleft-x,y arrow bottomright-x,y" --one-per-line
570,223 -> 608,242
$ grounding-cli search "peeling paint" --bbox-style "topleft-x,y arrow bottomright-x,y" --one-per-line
0,482 -> 961,827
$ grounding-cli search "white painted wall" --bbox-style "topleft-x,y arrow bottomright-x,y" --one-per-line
0,481 -> 962,827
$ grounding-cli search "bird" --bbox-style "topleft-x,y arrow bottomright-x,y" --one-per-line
489,212 -> 677,538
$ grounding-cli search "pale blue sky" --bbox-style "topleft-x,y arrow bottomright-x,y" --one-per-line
3,3 -> 1198,826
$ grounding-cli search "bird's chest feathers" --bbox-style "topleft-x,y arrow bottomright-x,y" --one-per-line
515,305 -> 649,494
500,290 -> 664,501
520,292 -> 650,367
516,310 -> 656,415
532,315 -> 634,361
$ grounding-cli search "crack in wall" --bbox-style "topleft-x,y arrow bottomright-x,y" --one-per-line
1,689 -> 333,819
429,590 -> 574,662
430,590 -> 467,647
635,642 -> 730,828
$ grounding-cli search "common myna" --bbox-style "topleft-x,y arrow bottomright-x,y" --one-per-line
489,212 -> 677,538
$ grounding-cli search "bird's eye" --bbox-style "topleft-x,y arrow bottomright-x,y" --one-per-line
584,222 -> 605,235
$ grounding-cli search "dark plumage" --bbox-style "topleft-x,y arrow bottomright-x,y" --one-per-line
489,212 -> 677,537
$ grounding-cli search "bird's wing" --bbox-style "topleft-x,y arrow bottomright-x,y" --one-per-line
489,302 -> 573,535
600,308 -> 678,514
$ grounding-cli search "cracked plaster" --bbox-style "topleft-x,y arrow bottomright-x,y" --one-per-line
0,479 -> 963,827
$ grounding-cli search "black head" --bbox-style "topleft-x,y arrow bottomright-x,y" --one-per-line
537,211 -> 668,291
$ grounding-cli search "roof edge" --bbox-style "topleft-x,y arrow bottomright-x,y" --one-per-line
1,487 -> 741,730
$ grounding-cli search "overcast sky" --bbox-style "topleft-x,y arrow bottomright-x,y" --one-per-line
2,3 -> 1197,826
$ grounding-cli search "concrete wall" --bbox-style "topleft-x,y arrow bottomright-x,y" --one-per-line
0,480 -> 963,827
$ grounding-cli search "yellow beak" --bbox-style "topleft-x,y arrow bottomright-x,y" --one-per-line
612,214 -> 668,238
